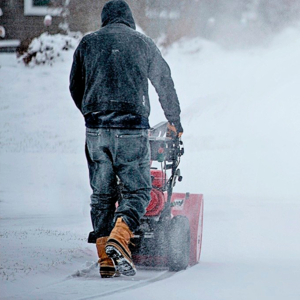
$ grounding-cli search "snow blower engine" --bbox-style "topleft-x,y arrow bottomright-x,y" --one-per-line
88,122 -> 204,271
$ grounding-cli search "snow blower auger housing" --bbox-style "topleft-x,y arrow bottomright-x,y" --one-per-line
88,122 -> 204,271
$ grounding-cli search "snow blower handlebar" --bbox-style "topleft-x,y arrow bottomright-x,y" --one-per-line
149,122 -> 184,216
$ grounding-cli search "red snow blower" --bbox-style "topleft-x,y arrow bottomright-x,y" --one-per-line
88,122 -> 204,271
130,122 -> 204,271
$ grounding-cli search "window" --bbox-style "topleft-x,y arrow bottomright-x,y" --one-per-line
24,0 -> 62,16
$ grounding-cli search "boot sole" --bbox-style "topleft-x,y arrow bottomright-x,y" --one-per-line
106,245 -> 136,276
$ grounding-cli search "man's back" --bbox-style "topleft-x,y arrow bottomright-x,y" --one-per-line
76,24 -> 152,119
70,0 -> 182,132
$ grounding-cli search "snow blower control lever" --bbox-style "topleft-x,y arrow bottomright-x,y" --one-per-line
148,122 -> 184,217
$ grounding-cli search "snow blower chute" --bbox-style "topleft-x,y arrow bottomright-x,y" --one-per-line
88,122 -> 204,271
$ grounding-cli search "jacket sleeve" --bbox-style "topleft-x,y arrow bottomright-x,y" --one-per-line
147,42 -> 183,132
69,46 -> 85,112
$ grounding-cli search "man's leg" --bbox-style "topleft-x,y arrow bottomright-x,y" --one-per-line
85,128 -> 120,277
106,129 -> 152,276
85,136 -> 119,237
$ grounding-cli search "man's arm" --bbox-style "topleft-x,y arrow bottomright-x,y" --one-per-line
147,43 -> 183,135
69,47 -> 85,112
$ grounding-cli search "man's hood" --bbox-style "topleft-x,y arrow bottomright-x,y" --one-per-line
101,0 -> 136,30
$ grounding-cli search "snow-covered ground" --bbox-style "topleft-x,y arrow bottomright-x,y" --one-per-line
1,26 -> 300,300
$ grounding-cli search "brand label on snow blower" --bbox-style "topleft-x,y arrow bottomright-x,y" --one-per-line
171,199 -> 184,210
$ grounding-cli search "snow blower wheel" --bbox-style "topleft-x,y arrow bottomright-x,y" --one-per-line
168,215 -> 191,271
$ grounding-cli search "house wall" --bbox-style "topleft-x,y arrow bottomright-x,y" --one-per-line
1,0 -> 63,42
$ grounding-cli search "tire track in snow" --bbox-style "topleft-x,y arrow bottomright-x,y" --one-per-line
76,270 -> 175,300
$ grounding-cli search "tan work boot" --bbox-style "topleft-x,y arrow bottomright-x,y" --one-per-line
96,237 -> 120,278
105,217 -> 136,276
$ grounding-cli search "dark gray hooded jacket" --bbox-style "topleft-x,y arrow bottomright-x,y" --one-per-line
69,0 -> 182,131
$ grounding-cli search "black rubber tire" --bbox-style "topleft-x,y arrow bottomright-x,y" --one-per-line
168,215 -> 191,271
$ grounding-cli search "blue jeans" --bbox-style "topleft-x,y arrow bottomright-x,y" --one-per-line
85,128 -> 151,238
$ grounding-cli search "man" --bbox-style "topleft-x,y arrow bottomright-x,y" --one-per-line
69,0 -> 183,278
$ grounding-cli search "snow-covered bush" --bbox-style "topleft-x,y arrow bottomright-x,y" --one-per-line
19,32 -> 82,66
